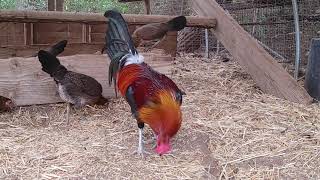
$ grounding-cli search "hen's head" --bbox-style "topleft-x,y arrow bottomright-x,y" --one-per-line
139,90 -> 182,155
4,99 -> 15,111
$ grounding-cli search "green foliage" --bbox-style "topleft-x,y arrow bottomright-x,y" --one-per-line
64,0 -> 129,13
0,0 -> 16,10
25,0 -> 47,10
0,0 -> 130,13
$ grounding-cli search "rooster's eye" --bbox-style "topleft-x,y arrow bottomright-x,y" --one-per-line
175,92 -> 183,105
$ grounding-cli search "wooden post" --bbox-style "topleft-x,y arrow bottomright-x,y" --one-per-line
48,0 -> 64,11
47,0 -> 55,11
56,0 -> 64,11
193,0 -> 313,105
304,38 -> 320,100
23,23 -> 33,45
144,0 -> 151,14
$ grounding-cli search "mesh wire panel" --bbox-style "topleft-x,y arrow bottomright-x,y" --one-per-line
149,0 -> 320,65
218,0 -> 320,64
150,0 -> 192,15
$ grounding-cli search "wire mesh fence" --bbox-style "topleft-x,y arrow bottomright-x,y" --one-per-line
150,0 -> 320,66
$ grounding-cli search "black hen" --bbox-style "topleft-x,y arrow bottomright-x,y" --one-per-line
33,40 -> 68,57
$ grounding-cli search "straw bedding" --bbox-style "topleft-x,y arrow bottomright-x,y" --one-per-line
0,54 -> 319,179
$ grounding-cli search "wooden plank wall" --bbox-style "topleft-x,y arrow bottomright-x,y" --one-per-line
0,22 -> 25,46
0,22 -> 177,58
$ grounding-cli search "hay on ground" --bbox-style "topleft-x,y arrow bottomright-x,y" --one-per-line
0,54 -> 319,179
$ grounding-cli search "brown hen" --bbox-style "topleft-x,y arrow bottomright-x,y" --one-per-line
132,16 -> 187,49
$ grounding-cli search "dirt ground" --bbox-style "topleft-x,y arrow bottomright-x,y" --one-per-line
0,55 -> 320,179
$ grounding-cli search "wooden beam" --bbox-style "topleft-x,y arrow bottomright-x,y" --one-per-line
0,10 -> 216,28
0,53 -> 173,106
193,0 -> 313,105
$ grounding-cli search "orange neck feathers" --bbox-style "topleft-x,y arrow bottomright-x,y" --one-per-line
117,64 -> 142,96
138,90 -> 182,137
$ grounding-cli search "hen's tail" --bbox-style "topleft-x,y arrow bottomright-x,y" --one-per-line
104,10 -> 143,93
37,50 -> 67,81
166,16 -> 187,31
33,40 -> 67,57
47,40 -> 68,57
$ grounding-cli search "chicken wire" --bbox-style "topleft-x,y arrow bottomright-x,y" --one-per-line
149,0 -> 320,65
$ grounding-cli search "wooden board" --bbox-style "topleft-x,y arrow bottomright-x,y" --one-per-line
193,0 -> 313,105
0,53 -> 173,106
33,23 -> 84,44
0,10 -> 216,29
0,22 -> 25,46
0,23 -> 177,58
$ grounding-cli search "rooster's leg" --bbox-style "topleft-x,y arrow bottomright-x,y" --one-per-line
132,123 -> 151,156
138,127 -> 144,154
126,87 -> 150,156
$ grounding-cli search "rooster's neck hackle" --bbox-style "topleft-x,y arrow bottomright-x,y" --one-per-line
117,64 -> 143,96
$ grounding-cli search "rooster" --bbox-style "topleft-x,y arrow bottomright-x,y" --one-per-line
104,10 -> 185,156
37,46 -> 108,124
0,96 -> 15,113
132,15 -> 187,49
